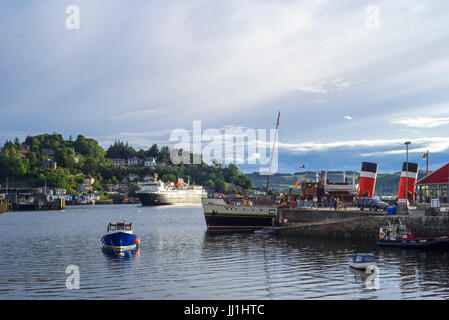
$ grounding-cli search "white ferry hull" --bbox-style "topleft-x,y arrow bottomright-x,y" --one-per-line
137,191 -> 206,206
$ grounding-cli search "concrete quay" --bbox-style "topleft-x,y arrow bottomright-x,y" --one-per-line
274,207 -> 449,241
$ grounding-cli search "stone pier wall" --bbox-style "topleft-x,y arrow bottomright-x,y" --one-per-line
0,201 -> 8,214
277,208 -> 449,241
279,208 -> 378,223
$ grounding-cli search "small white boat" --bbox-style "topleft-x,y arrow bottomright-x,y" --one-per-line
348,253 -> 377,270
254,228 -> 274,234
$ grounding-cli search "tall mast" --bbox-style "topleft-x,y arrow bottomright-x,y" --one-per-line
265,111 -> 280,199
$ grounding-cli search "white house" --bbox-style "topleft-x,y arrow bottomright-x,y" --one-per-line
128,156 -> 143,166
144,157 -> 157,167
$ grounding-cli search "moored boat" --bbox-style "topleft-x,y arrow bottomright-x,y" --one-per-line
201,111 -> 281,231
377,222 -> 449,249
202,197 -> 278,231
348,253 -> 377,270
101,220 -> 140,251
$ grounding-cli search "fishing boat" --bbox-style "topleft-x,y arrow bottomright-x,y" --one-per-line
101,220 -> 140,252
377,221 -> 449,249
348,253 -> 377,270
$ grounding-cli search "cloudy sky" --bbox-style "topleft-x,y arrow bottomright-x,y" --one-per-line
1,0 -> 449,173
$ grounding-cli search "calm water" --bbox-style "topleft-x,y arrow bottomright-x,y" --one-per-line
1,204 -> 449,300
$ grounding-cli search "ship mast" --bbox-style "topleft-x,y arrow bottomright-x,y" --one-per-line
265,111 -> 280,199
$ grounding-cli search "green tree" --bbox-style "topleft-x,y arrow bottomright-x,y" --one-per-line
214,179 -> 228,193
161,173 -> 176,183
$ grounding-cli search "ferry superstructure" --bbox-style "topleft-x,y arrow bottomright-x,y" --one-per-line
136,178 -> 207,206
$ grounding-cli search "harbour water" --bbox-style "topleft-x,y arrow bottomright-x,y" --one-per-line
1,204 -> 449,300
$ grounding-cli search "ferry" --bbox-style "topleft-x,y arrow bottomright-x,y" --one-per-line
101,220 -> 140,251
201,197 -> 278,231
377,222 -> 449,249
136,178 -> 207,206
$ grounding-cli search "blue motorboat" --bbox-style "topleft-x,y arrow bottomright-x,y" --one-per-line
101,220 -> 140,252
348,253 -> 377,270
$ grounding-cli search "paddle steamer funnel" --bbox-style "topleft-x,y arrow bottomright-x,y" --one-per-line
358,162 -> 378,198
397,162 -> 419,199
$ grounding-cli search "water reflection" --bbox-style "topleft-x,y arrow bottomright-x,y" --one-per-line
101,247 -> 140,261
2,205 -> 449,299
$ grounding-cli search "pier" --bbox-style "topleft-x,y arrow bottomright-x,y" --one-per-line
0,199 -> 8,214
2,189 -> 66,212
273,207 -> 449,241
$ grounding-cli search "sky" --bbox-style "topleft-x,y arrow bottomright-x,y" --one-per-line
1,0 -> 449,173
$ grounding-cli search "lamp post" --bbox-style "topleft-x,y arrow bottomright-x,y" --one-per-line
404,141 -> 411,206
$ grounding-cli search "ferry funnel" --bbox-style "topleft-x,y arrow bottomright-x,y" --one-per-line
358,162 -> 378,198
397,162 -> 419,200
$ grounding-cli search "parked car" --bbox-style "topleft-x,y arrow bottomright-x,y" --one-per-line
356,198 -> 388,211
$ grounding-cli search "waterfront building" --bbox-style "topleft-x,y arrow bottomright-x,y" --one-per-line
127,174 -> 139,182
106,184 -> 128,192
17,149 -> 29,157
128,156 -> 143,166
41,158 -> 57,169
416,163 -> 449,204
144,157 -> 157,167
43,148 -> 55,156
54,188 -> 67,195
110,158 -> 127,166
79,184 -> 94,192
83,176 -> 95,185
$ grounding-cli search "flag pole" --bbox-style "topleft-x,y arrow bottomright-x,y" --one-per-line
265,111 -> 280,199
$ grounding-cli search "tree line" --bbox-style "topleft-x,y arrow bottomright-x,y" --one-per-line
0,133 -> 253,194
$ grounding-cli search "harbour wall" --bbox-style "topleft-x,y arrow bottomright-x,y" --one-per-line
0,201 -> 8,214
277,208 -> 449,241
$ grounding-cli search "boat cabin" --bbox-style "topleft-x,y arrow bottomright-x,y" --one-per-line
107,221 -> 134,233
379,224 -> 414,241
352,253 -> 376,263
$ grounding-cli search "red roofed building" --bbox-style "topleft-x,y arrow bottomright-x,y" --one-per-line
416,163 -> 449,204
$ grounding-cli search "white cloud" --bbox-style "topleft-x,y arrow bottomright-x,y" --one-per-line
279,137 -> 449,154
343,115 -> 353,120
110,108 -> 165,120
392,116 -> 449,128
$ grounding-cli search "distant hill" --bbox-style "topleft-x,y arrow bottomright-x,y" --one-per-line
245,171 -> 428,195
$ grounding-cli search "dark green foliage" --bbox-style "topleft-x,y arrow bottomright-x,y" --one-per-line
1,133 -> 253,193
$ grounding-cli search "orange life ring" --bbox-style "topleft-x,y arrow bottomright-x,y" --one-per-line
379,231 -> 386,239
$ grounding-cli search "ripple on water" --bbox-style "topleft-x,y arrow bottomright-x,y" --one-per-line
2,205 -> 449,299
